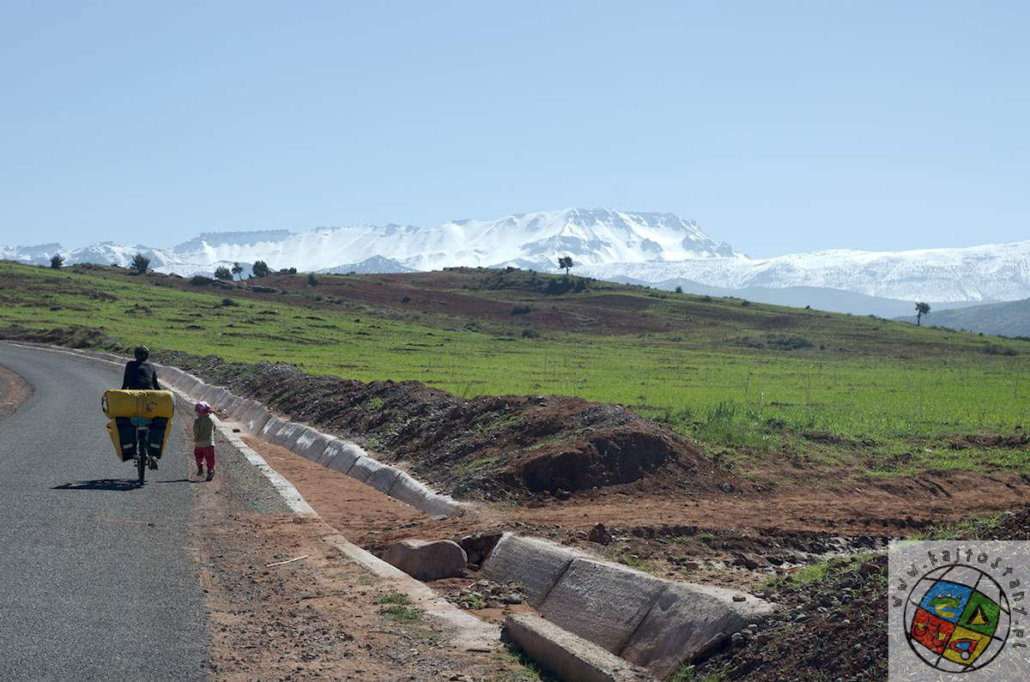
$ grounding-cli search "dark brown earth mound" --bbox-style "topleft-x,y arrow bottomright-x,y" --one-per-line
156,350 -> 717,501
0,324 -> 116,350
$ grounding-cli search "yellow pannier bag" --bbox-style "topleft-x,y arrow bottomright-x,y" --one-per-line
101,389 -> 175,419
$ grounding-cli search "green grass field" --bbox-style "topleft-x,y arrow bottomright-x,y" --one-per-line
2,261 -> 1027,478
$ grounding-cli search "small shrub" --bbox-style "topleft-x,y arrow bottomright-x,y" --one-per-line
521,328 -> 539,339
380,605 -> 419,621
376,592 -> 411,605
740,299 -> 751,307
400,295 -> 411,303
307,273 -> 319,286
510,304 -> 533,315
983,344 -> 1017,356
190,275 -> 213,286
674,285 -> 683,294
221,297 -> 238,307
766,335 -> 814,350
544,278 -> 574,295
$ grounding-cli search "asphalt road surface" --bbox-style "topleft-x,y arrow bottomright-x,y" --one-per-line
0,344 -> 207,680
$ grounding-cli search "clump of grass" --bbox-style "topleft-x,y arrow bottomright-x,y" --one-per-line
915,512 -> 1006,540
380,604 -> 420,621
376,592 -> 411,605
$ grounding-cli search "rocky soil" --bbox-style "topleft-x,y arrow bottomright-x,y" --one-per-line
688,506 -> 1030,681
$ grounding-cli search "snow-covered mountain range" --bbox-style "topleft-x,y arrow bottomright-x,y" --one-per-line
579,240 -> 1030,303
3,207 -> 1029,308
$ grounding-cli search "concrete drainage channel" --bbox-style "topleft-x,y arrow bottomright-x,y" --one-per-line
30,344 -> 773,681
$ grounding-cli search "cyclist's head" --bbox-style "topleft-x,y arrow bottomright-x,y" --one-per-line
195,401 -> 212,414
133,346 -> 150,361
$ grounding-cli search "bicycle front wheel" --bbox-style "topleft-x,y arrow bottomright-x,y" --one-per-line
136,429 -> 147,485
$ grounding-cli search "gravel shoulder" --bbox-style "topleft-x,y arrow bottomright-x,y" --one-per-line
197,422 -> 539,680
0,361 -> 31,417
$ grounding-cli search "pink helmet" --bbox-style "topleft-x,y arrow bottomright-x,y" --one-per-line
194,401 -> 212,414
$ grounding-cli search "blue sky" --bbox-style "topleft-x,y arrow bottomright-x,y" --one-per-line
1,1 -> 1027,256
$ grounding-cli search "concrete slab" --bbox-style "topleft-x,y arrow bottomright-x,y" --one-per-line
235,400 -> 271,435
387,474 -> 433,508
419,493 -> 462,518
480,534 -> 582,607
321,439 -> 362,473
267,421 -> 302,449
382,539 -> 468,581
366,465 -> 403,494
504,614 -> 655,682
539,559 -> 667,654
619,583 -> 773,678
347,456 -> 382,483
296,433 -> 332,464
201,386 -> 233,411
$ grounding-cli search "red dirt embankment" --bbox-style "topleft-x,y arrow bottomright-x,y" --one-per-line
156,350 -> 724,502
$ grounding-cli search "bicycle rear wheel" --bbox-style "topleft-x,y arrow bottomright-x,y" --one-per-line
136,429 -> 147,485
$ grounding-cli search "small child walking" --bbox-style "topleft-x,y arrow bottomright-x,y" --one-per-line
193,401 -> 217,481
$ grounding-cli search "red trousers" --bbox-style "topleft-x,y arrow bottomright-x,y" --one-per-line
194,445 -> 215,471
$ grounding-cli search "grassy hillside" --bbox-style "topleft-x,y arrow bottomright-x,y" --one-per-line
2,261 -> 1027,479
901,298 -> 1030,338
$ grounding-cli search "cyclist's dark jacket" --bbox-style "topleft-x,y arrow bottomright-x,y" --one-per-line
122,360 -> 161,390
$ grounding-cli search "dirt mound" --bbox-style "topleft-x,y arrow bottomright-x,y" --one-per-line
992,507 -> 1030,539
947,432 -> 1030,450
154,350 -> 718,501
0,324 -> 122,350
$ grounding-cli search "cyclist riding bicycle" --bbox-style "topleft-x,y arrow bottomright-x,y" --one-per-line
118,346 -> 168,470
122,345 -> 161,390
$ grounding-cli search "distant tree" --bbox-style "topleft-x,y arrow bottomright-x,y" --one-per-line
307,273 -> 319,287
557,256 -> 574,276
131,253 -> 150,275
252,260 -> 270,278
50,254 -> 65,269
674,285 -> 683,294
915,301 -> 931,326
214,266 -> 232,281
231,262 -> 244,280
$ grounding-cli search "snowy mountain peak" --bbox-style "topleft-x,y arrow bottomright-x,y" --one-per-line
3,208 -> 1028,304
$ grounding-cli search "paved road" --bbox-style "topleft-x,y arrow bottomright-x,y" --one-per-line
0,344 -> 207,680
